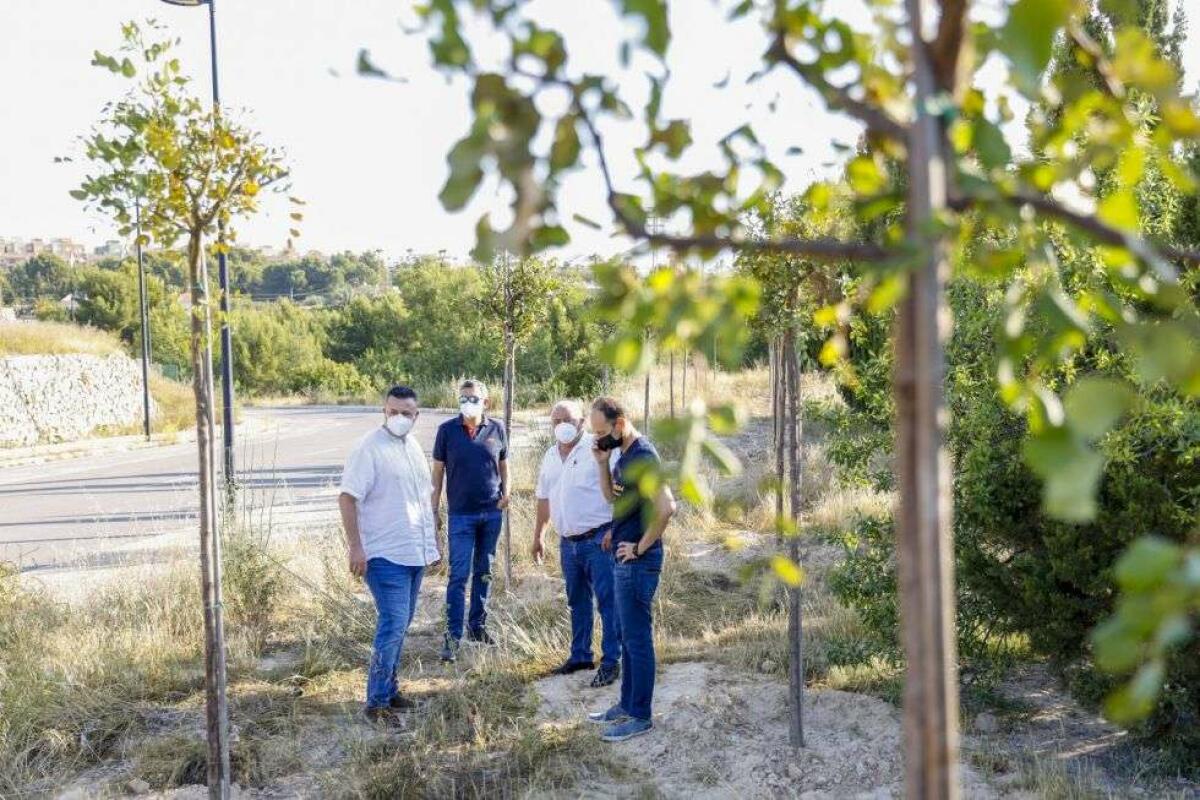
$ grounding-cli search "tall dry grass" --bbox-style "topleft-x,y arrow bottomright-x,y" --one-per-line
0,320 -> 124,356
0,367 -> 890,798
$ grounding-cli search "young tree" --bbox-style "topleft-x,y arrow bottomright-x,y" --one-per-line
403,1 -> 1200,794
481,253 -> 556,585
71,22 -> 292,800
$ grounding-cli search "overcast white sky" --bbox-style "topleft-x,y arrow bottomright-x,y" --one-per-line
1,1 -> 1198,263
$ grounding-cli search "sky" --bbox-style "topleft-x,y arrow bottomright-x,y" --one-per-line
1,1 -> 1198,264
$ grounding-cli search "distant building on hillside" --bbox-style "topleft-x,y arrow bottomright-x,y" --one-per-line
0,236 -> 90,267
94,240 -> 126,259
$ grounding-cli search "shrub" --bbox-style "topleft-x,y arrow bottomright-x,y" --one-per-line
827,269 -> 1200,767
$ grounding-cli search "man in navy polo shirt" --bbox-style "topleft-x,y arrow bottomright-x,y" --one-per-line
584,396 -> 676,742
431,379 -> 510,662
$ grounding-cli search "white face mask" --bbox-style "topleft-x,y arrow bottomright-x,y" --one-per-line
460,399 -> 483,420
553,421 -> 579,445
385,414 -> 414,438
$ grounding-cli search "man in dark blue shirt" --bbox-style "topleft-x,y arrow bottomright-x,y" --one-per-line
431,379 -> 510,662
585,396 -> 676,742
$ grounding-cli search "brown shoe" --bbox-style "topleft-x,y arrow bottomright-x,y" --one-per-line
363,706 -> 396,723
389,694 -> 418,711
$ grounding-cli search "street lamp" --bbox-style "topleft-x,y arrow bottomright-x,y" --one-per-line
161,0 -> 237,495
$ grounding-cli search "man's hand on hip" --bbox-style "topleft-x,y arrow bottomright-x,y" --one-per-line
615,541 -> 639,563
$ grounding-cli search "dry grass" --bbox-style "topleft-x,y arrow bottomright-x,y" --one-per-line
10,367 -> 1105,798
0,320 -> 125,356
147,372 -> 196,434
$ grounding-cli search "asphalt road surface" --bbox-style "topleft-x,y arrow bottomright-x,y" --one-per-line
0,406 -> 452,573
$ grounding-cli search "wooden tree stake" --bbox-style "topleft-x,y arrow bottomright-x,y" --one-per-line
784,328 -> 805,748
190,237 -> 231,800
895,1 -> 959,796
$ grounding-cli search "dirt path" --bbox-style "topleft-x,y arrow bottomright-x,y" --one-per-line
534,660 -> 1005,799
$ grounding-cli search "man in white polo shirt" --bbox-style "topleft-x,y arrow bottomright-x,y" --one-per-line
338,385 -> 440,722
532,399 -> 621,688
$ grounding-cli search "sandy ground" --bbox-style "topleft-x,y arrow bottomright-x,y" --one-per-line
534,661 -> 1014,800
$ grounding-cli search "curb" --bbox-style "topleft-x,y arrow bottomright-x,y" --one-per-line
0,419 -> 261,470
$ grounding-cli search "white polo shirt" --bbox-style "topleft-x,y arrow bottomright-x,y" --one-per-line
535,433 -> 618,538
339,426 -> 439,567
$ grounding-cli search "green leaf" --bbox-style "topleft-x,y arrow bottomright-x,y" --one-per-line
1000,0 -> 1072,94
530,225 -> 570,251
650,119 -> 692,159
1023,428 -> 1105,522
701,436 -> 742,476
1098,191 -> 1139,231
974,118 -> 1012,169
439,133 -> 485,211
620,0 -> 670,57
847,155 -> 885,195
573,213 -> 602,230
550,114 -> 581,171
866,274 -> 906,314
1063,378 -> 1133,441
119,58 -> 136,78
1091,616 -> 1143,674
357,49 -> 388,78
1122,320 -> 1200,389
1113,537 -> 1181,593
1104,660 -> 1164,724
707,404 -> 741,435
770,555 -> 805,587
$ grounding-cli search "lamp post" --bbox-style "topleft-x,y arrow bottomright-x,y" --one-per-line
134,197 -> 152,441
161,0 -> 237,495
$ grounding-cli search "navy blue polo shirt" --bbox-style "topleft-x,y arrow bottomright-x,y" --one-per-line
433,414 -> 508,514
611,437 -> 662,553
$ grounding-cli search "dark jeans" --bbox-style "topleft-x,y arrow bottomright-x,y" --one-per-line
560,530 -> 621,668
446,510 -> 503,640
363,558 -> 424,708
613,547 -> 662,720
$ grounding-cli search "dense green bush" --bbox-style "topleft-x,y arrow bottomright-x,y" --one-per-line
824,270 -> 1200,767
6,251 -> 612,403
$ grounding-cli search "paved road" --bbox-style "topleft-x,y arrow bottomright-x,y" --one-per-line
0,406 -> 452,572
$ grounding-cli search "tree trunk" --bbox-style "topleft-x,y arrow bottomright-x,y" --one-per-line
643,338 -> 652,431
681,351 -> 687,407
503,331 -> 515,589
773,338 -> 785,527
669,352 -> 676,418
784,328 -> 805,748
187,232 -> 232,800
896,1 -> 959,796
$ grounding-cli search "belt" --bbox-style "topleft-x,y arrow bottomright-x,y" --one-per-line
564,524 -> 609,541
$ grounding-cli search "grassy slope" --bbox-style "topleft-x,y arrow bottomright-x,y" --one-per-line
0,320 -> 124,356
0,320 -> 193,439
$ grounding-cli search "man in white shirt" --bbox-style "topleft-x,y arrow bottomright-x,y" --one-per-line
532,399 -> 621,688
338,385 -> 440,721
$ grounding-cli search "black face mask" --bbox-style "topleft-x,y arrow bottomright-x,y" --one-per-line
595,430 -> 621,451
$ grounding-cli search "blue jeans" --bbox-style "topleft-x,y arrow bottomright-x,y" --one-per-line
446,510 -> 503,640
613,547 -> 663,720
560,531 -> 621,668
363,558 -> 424,709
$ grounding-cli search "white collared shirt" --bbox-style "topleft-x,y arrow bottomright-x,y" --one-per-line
535,432 -> 618,537
339,427 -> 439,567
